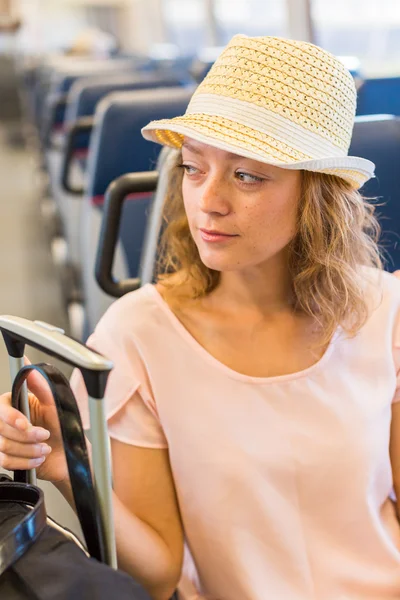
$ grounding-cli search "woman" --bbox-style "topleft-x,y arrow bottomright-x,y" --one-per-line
1,35 -> 400,600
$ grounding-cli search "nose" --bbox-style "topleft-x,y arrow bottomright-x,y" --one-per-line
199,173 -> 231,217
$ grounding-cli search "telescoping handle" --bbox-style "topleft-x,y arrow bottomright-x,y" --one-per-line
0,315 -> 117,568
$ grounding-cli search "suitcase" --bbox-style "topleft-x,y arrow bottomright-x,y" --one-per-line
0,315 -> 178,599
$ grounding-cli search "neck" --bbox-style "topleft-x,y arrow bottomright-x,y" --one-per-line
213,254 -> 295,317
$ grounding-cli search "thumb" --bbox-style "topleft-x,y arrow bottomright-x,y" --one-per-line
25,366 -> 56,407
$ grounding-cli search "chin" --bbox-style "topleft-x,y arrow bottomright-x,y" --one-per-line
198,251 -> 241,272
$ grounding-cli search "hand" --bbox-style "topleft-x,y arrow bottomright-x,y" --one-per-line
0,366 -> 68,483
393,271 -> 400,279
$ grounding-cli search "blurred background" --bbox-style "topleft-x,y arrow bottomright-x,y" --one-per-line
1,0 -> 400,72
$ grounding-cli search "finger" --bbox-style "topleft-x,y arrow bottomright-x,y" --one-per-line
0,417 -> 50,443
0,399 -> 31,429
0,400 -> 50,442
0,436 -> 52,459
393,270 -> 400,279
0,452 -> 46,471
25,369 -> 56,407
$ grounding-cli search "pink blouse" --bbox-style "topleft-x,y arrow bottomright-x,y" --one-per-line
71,267 -> 400,600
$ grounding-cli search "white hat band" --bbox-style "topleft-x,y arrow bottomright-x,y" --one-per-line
187,94 -> 346,160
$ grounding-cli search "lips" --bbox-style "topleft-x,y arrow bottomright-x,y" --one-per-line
199,228 -> 238,243
200,228 -> 237,237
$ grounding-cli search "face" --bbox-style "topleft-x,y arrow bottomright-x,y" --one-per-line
180,138 -> 302,274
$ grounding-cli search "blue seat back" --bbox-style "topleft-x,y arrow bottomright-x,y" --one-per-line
86,86 -> 193,276
349,115 -> 400,269
68,73 -> 188,121
44,60 -> 137,133
81,86 -> 193,333
356,78 -> 400,116
87,86 -> 193,200
64,73 -> 189,152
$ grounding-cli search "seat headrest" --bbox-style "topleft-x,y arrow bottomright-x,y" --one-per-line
350,115 -> 400,269
87,86 -> 195,198
356,77 -> 400,117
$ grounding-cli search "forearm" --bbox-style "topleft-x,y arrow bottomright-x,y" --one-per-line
55,478 -> 180,600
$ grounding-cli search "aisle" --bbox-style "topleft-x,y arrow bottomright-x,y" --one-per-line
0,123 -> 82,535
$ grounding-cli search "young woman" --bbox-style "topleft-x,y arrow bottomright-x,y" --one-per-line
1,35 -> 400,600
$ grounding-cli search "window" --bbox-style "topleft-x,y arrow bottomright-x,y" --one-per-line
16,0 -> 89,54
163,0 -> 208,53
163,0 -> 287,54
312,0 -> 400,76
213,0 -> 287,45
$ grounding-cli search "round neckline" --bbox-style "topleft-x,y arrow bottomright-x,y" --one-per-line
144,283 -> 340,384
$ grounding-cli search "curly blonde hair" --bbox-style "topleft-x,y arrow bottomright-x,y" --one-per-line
156,151 -> 384,347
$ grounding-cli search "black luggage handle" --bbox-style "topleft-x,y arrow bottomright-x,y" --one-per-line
95,171 -> 159,298
61,116 -> 94,195
11,363 -> 107,564
0,317 -> 116,568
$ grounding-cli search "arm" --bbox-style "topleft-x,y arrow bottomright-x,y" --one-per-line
390,402 -> 400,518
57,439 -> 184,600
0,385 -> 183,600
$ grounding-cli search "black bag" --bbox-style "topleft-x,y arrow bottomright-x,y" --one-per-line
0,478 -> 153,599
0,317 -> 178,599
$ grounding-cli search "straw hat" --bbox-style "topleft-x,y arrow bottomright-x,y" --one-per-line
142,35 -> 374,189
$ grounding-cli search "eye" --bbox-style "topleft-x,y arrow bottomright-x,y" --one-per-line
178,163 -> 200,176
235,171 -> 265,185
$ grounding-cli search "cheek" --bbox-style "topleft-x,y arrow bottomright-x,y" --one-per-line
182,183 -> 197,223
242,194 -> 298,244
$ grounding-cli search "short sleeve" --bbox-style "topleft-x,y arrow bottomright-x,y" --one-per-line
70,302 -> 168,448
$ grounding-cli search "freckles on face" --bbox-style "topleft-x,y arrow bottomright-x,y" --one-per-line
235,180 -> 300,267
180,139 -> 302,271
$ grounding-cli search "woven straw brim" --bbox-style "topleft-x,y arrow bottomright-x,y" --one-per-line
142,114 -> 375,190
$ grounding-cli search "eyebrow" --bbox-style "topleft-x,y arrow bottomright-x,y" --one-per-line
182,141 -> 203,155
